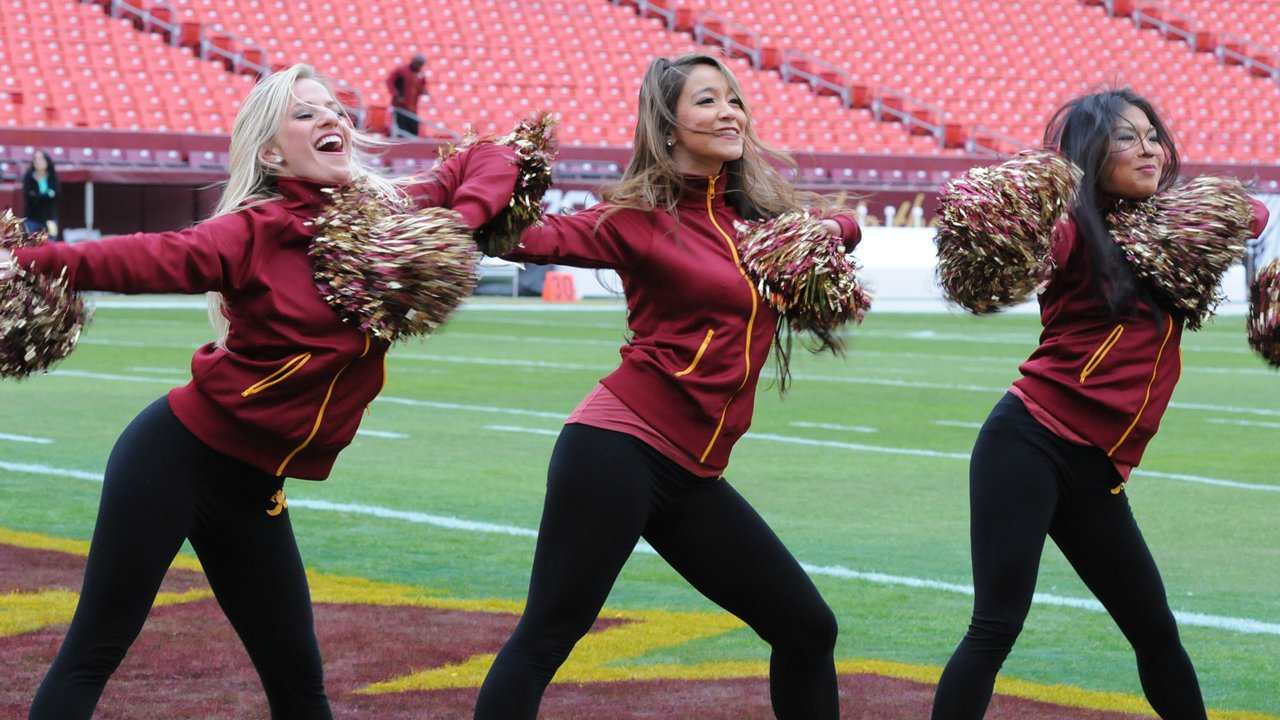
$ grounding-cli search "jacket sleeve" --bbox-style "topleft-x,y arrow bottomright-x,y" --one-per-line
22,174 -> 37,203
1249,197 -> 1271,237
827,212 -> 862,251
500,203 -> 642,270
11,209 -> 256,293
407,143 -> 520,230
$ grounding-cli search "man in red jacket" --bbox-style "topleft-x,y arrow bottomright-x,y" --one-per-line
386,54 -> 427,138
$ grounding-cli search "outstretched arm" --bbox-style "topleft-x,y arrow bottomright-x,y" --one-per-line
500,203 -> 645,270
7,210 -> 256,294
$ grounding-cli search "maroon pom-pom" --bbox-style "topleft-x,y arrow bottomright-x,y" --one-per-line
935,150 -> 1081,314
309,181 -> 479,342
1248,258 -> 1280,367
737,211 -> 871,349
0,210 -> 89,378
1108,176 -> 1255,330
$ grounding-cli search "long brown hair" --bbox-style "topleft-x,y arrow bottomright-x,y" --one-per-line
605,53 -> 843,390
604,53 -> 826,221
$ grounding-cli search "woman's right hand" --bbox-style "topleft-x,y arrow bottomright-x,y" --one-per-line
0,249 -> 15,281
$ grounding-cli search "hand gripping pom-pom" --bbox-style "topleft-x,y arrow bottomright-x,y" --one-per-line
1248,258 -> 1280,367
0,210 -> 89,378
1108,176 -> 1254,330
736,211 -> 872,352
439,112 -> 558,257
935,150 -> 1082,314
309,181 -> 479,342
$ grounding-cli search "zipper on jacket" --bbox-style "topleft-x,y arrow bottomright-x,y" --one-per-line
1107,316 -> 1174,458
1079,325 -> 1123,384
241,353 -> 312,397
675,329 -> 715,377
698,176 -> 759,464
275,336 -> 370,476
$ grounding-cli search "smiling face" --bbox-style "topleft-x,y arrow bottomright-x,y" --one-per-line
262,78 -> 352,185
1099,103 -> 1164,201
669,64 -> 746,177
32,151 -> 48,173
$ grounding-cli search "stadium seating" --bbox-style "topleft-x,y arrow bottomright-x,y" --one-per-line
0,0 -> 255,134
688,0 -> 1280,163
1156,0 -> 1280,54
0,0 -> 1276,164
64,0 -> 940,154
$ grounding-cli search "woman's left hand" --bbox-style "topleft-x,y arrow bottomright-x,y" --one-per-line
820,219 -> 841,237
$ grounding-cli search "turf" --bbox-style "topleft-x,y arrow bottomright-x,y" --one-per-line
1,298 -> 1276,715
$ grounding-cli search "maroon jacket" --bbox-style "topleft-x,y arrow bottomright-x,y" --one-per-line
14,144 -> 519,479
504,174 -> 861,470
387,64 -> 427,111
1013,200 -> 1269,467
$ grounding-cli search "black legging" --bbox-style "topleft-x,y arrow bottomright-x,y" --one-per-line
29,397 -> 331,720
931,393 -> 1205,719
474,423 -> 839,719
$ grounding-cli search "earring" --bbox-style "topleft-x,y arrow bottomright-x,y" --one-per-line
666,138 -> 674,148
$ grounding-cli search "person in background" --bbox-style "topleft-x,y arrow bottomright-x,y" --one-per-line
22,150 -> 59,240
387,53 -> 428,138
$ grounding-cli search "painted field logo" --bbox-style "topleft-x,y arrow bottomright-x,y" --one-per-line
0,526 -> 1267,720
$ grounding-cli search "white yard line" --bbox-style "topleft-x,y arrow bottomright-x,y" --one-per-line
355,430 -> 409,440
1207,418 -> 1280,430
0,433 -> 54,445
32,372 -> 1279,488
5,457 -> 1276,637
932,420 -> 984,430
788,421 -> 877,434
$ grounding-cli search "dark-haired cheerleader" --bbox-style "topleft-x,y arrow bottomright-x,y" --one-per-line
930,89 -> 1268,719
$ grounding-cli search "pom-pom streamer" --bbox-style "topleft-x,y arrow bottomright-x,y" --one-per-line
1248,258 -> 1280,367
736,211 -> 872,351
1107,176 -> 1254,330
439,112 -> 558,257
309,181 -> 479,342
935,150 -> 1082,314
0,210 -> 88,378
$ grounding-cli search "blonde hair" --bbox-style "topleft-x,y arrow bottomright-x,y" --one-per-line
604,54 -> 831,221
207,64 -> 405,346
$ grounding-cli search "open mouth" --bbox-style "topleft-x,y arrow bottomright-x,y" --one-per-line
314,134 -> 345,154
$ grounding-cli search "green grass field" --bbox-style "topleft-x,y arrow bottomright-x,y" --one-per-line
2,298 -> 1277,715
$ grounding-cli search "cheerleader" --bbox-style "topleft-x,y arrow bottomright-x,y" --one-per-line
1,64 -> 520,719
472,53 -> 864,720
929,89 -> 1269,719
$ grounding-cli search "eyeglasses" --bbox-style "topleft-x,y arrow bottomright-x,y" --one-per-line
1110,132 -> 1160,154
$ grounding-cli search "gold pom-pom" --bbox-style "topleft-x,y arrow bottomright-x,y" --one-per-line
737,211 -> 871,352
1248,258 -> 1280,367
0,210 -> 89,378
439,112 -> 558,256
1108,177 -> 1254,330
309,180 -> 479,342
935,150 -> 1082,313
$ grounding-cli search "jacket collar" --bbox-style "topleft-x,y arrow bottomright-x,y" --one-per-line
275,176 -> 336,213
677,173 -> 729,210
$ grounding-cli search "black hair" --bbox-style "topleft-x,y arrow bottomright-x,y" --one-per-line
1044,89 -> 1180,317
25,150 -> 58,182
